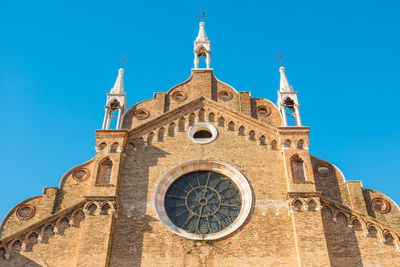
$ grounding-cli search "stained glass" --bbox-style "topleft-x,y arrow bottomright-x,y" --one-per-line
165,171 -> 241,234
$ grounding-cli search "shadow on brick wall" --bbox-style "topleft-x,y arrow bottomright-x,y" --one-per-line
108,143 -> 167,267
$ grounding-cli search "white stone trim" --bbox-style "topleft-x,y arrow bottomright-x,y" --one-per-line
188,122 -> 218,144
153,160 -> 252,240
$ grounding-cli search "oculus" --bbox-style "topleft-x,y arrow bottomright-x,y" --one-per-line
134,109 -> 150,120
315,163 -> 332,177
165,171 -> 241,235
217,90 -> 233,101
16,204 -> 35,220
188,123 -> 218,144
154,160 -> 252,240
171,91 -> 187,102
256,105 -> 271,116
73,168 -> 90,182
371,198 -> 391,214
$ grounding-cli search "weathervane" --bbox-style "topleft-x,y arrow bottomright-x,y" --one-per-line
275,51 -> 285,66
198,8 -> 207,22
119,54 -> 127,68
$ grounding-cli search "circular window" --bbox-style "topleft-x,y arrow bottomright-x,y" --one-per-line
73,168 -> 90,182
16,204 -> 35,220
315,163 -> 332,177
218,91 -> 233,101
256,105 -> 271,116
188,123 -> 218,144
165,171 -> 241,235
172,91 -> 187,102
371,198 -> 391,214
154,160 -> 252,240
135,109 -> 150,120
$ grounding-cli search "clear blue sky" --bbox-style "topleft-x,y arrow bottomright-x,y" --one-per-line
1,0 -> 399,219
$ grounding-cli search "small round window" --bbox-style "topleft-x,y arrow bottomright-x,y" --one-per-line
172,91 -> 187,102
256,105 -> 271,116
188,123 -> 218,144
16,204 -> 35,220
371,198 -> 391,214
218,91 -> 233,101
73,168 -> 90,182
315,163 -> 332,177
135,109 -> 150,120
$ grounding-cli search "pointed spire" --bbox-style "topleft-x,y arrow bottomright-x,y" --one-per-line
110,68 -> 124,94
279,66 -> 293,92
196,22 -> 209,42
194,22 -> 211,69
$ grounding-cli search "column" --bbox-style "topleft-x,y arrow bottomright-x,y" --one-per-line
102,108 -> 110,129
294,104 -> 302,126
281,106 -> 288,126
194,53 -> 199,69
116,107 -> 124,130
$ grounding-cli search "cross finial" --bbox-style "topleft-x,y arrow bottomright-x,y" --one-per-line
275,51 -> 285,66
119,54 -> 127,68
198,8 -> 207,22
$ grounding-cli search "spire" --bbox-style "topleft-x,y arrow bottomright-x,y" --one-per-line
102,67 -> 127,130
196,22 -> 209,42
279,66 -> 293,92
277,65 -> 302,127
110,68 -> 124,94
194,21 -> 211,69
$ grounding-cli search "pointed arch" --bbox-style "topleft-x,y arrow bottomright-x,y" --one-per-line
297,139 -> 304,149
218,117 -> 225,127
258,135 -> 266,145
238,126 -> 245,136
228,121 -> 235,131
198,109 -> 205,122
270,140 -> 277,150
208,112 -> 215,122
168,123 -> 175,137
178,118 -> 185,132
291,154 -> 306,182
189,113 -> 195,126
110,142 -> 119,153
147,132 -> 154,145
284,139 -> 292,148
96,158 -> 113,184
248,130 -> 256,141
158,127 -> 165,142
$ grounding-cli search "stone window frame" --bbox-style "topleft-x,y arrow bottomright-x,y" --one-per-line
188,122 -> 218,144
171,91 -> 187,102
256,105 -> 272,116
314,163 -> 333,177
16,204 -> 36,220
73,168 -> 90,182
134,109 -> 150,120
217,90 -> 233,101
371,197 -> 391,214
154,160 -> 252,240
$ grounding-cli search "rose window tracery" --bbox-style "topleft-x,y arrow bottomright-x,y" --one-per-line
164,170 -> 241,235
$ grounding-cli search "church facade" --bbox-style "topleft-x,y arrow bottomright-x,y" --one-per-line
1,22 -> 399,267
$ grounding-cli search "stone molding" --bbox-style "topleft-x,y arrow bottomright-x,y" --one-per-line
287,193 -> 400,252
0,198 -> 117,260
154,160 -> 252,240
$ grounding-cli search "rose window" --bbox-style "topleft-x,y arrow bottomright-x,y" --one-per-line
164,170 -> 242,235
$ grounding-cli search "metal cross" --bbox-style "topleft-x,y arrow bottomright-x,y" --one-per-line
198,8 -> 207,22
119,54 -> 127,68
275,51 -> 285,66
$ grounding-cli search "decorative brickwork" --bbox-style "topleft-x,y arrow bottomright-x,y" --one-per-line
1,59 -> 399,266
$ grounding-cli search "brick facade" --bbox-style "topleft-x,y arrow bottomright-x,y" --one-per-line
1,69 -> 399,266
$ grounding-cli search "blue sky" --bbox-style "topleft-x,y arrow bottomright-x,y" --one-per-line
1,0 -> 399,219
